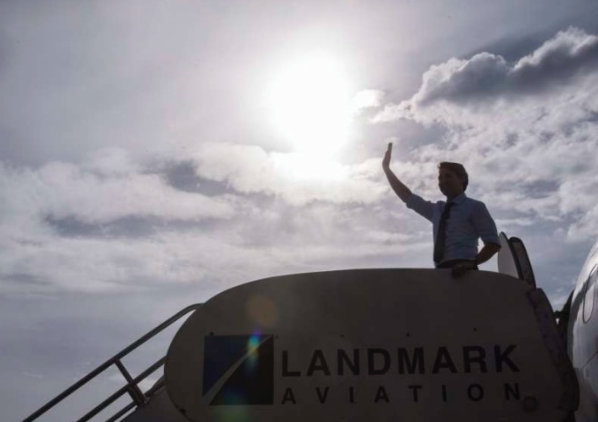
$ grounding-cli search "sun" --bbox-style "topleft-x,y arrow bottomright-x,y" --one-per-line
266,53 -> 353,157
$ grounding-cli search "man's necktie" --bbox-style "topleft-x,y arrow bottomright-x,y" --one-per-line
434,202 -> 455,264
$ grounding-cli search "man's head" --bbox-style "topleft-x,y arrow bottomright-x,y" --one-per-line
438,162 -> 468,198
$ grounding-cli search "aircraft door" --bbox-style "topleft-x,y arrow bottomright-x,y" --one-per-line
582,265 -> 597,324
497,232 -> 536,287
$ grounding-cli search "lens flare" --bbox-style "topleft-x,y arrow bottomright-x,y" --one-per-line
247,333 -> 261,351
246,294 -> 279,327
246,332 -> 261,369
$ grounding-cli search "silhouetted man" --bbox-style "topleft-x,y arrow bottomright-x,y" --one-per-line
382,143 -> 500,276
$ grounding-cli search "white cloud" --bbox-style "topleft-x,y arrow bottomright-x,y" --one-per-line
0,145 -> 428,294
0,151 -> 239,293
0,201 -> 430,294
183,143 -> 387,206
349,89 -> 385,114
5,27 -> 597,298
83,147 -> 140,177
373,27 -> 598,125
0,157 -> 234,226
372,27 -> 598,242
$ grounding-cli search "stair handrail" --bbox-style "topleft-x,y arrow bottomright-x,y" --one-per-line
22,303 -> 202,422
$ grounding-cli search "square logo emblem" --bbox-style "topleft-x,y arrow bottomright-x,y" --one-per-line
202,334 -> 274,405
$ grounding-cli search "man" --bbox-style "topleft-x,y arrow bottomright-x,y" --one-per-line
382,143 -> 500,276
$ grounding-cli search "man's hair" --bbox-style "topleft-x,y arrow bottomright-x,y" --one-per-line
438,162 -> 468,191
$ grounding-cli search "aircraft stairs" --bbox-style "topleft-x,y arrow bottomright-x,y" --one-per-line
22,304 -> 201,422
22,233 -> 579,422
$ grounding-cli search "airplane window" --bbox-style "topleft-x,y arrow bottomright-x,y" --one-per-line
582,265 -> 598,323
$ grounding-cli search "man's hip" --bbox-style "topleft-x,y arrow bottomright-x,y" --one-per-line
436,259 -> 479,270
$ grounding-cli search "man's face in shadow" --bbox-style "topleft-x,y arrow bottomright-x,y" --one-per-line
438,168 -> 464,199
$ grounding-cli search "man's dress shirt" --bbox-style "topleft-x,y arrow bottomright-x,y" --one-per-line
405,192 -> 499,266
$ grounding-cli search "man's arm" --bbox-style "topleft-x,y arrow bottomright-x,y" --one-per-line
452,242 -> 500,277
474,243 -> 501,265
471,202 -> 501,265
453,201 -> 501,277
382,143 -> 412,203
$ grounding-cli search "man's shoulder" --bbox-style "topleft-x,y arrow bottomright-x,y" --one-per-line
462,196 -> 497,219
407,192 -> 444,206
460,196 -> 493,216
462,195 -> 486,207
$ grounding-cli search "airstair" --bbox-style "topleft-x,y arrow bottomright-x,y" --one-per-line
22,304 -> 201,422
23,233 -> 578,422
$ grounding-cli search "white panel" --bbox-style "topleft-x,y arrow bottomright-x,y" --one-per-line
497,232 -> 520,279
165,269 -> 569,422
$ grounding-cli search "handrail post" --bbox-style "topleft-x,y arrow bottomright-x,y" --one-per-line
115,359 -> 146,406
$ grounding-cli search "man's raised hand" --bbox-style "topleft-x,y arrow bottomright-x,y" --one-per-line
382,142 -> 393,171
382,141 -> 411,202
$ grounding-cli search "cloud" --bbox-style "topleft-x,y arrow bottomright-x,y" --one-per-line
0,152 -> 234,225
512,27 -> 598,88
83,147 -> 140,177
0,200 -> 430,294
0,146 -> 425,294
183,143 -> 387,206
349,89 -> 385,114
5,27 -> 597,298
373,27 -> 598,124
372,27 -> 598,243
0,150 -> 238,293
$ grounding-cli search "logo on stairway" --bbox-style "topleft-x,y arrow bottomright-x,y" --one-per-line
202,334 -> 274,405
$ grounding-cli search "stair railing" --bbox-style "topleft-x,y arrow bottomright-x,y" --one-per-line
22,303 -> 202,422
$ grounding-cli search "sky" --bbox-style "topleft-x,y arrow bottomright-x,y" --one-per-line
2,0 -> 598,420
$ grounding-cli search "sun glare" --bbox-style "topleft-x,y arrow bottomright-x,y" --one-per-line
266,54 -> 353,157
273,152 -> 348,181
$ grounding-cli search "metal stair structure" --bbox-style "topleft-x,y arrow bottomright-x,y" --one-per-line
23,304 -> 202,422
22,233 -> 579,422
